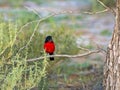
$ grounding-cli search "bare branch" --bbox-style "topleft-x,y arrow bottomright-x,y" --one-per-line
25,6 -> 42,18
18,17 -> 42,53
97,0 -> 115,14
96,44 -> 107,54
97,0 -> 108,9
78,46 -> 90,52
17,13 -> 54,35
17,13 -> 56,53
83,9 -> 108,15
16,7 -> 110,53
27,50 -> 100,62
17,7 -> 110,36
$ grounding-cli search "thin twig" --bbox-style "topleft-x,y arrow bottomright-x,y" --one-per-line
17,13 -> 55,53
17,13 -> 54,35
17,7 -> 110,36
27,50 -> 100,62
97,0 -> 115,15
78,46 -> 90,52
25,6 -> 42,18
96,44 -> 107,54
16,7 -> 109,54
97,0 -> 108,9
83,9 -> 108,15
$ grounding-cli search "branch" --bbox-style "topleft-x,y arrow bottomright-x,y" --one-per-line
25,6 -> 42,18
27,50 -> 100,62
83,9 -> 108,15
21,2 -> 115,32
17,16 -> 42,53
97,0 -> 115,15
17,7 -> 110,36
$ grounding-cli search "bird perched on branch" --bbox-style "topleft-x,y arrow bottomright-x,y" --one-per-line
44,36 -> 55,61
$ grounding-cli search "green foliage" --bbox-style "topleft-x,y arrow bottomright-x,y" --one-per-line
0,9 -> 78,89
55,60 -> 91,75
91,0 -> 115,11
52,60 -> 95,86
0,22 -> 17,60
0,0 -> 43,7
0,10 -> 39,26
100,0 -> 115,7
0,20 -> 49,89
100,29 -> 112,36
46,17 -> 78,55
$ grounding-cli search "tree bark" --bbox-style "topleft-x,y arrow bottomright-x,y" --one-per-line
104,0 -> 120,90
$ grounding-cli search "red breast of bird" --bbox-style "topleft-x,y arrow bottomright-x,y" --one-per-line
44,41 -> 55,54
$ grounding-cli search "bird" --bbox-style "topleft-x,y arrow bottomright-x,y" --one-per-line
44,36 -> 55,61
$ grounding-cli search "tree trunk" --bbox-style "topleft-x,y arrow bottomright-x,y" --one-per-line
104,0 -> 120,90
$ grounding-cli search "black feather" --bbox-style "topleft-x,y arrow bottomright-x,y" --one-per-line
45,36 -> 53,43
44,36 -> 54,61
49,53 -> 54,61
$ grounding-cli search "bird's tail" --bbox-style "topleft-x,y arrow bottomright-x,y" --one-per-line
49,53 -> 54,61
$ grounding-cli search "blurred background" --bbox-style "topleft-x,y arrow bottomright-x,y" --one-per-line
0,0 -> 115,90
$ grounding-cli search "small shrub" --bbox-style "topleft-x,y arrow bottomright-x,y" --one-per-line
0,11 -> 79,89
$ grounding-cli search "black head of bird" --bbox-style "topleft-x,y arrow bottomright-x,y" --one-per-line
45,36 -> 53,43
